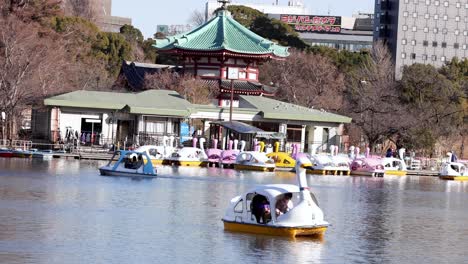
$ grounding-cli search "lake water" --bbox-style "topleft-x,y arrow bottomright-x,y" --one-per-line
0,158 -> 467,264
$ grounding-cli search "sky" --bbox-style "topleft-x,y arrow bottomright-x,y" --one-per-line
112,0 -> 374,38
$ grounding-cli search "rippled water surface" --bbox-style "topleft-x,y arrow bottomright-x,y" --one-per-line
1,158 -> 468,264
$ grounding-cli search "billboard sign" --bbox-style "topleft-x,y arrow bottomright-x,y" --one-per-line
280,15 -> 342,34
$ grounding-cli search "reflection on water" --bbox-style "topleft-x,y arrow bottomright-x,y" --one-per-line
1,158 -> 468,263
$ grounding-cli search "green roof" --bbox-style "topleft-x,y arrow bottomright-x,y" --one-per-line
154,10 -> 289,58
239,96 -> 352,123
45,90 -> 350,124
44,90 -> 192,117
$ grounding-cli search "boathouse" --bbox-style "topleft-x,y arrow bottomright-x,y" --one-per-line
36,89 -> 351,153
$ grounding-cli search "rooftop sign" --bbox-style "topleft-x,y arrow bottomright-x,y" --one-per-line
280,14 -> 342,34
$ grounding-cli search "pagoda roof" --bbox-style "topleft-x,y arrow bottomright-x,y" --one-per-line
154,9 -> 289,59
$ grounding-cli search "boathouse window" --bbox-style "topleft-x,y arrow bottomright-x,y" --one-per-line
234,199 -> 243,213
145,117 -> 166,134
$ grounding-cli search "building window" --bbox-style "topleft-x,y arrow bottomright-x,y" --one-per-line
433,28 -> 439,33
411,40 -> 416,46
413,12 -> 418,18
412,26 -> 417,32
442,42 -> 447,48
426,0 -> 431,5
432,41 -> 438,47
432,55 -> 437,61
463,44 -> 467,50
443,15 -> 448,21
456,2 -> 461,8
435,1 -> 440,6
424,27 -> 429,33
403,11 -> 409,17
404,0 -> 409,3
442,28 -> 448,34
456,16 -> 460,22
464,31 -> 468,36
441,56 -> 446,62
455,29 -> 460,35
466,3 -> 468,9
434,14 -> 439,20
402,25 -> 408,31
454,43 -> 460,49
444,1 -> 449,7
422,54 -> 428,60
424,13 -> 430,19
413,0 -> 418,4
402,39 -> 407,45
402,53 -> 407,59
423,40 -> 428,46
411,53 -> 416,59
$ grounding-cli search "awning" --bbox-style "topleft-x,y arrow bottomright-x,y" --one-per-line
210,121 -> 285,139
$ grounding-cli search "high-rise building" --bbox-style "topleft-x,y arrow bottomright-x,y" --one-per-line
374,0 -> 468,78
93,0 -> 132,33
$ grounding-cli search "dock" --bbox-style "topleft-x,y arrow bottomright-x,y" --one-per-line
406,170 -> 439,177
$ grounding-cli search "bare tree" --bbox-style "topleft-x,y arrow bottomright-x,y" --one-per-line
189,9 -> 206,26
345,41 -> 405,150
260,49 -> 346,112
144,71 -> 217,104
0,16 -> 70,138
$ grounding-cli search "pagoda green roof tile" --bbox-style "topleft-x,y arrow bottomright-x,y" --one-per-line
154,10 -> 289,58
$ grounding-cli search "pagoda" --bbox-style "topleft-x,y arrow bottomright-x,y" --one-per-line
154,0 -> 289,107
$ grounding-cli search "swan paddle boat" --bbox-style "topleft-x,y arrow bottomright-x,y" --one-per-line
307,154 -> 347,175
135,136 -> 176,165
220,139 -> 239,168
382,149 -> 407,176
222,156 -> 329,237
234,141 -> 275,172
163,138 -> 208,167
99,150 -> 157,178
350,157 -> 385,177
439,152 -> 468,180
266,142 -> 296,171
206,139 -> 222,167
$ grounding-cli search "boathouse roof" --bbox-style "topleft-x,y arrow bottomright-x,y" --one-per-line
44,90 -> 192,117
44,90 -> 351,124
154,9 -> 289,59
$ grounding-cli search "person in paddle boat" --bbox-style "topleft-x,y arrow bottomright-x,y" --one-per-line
275,192 -> 293,217
252,195 -> 271,224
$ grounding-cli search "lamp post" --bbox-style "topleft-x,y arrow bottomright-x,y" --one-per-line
227,67 -> 239,121
1,112 -> 5,147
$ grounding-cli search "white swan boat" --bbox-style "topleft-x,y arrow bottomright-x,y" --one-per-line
439,152 -> 468,180
222,156 -> 329,237
234,141 -> 275,172
163,138 -> 208,167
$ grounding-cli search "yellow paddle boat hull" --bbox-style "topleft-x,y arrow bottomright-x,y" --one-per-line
223,220 -> 327,237
234,164 -> 275,172
150,159 -> 164,166
385,170 -> 407,176
162,160 -> 208,167
439,176 -> 468,181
